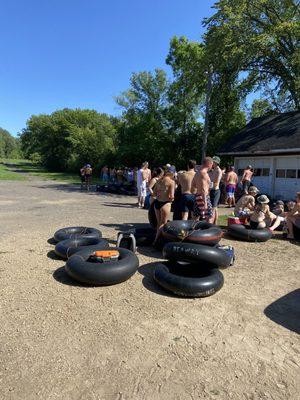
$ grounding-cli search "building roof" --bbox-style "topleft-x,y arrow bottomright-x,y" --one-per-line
218,110 -> 300,156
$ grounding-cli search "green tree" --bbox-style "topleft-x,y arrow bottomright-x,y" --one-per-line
204,0 -> 300,109
0,128 -> 21,159
250,98 -> 275,119
20,109 -> 116,171
115,69 -> 172,166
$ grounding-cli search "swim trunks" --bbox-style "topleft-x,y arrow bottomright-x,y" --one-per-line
210,188 -> 221,208
180,193 -> 196,213
226,184 -> 236,198
193,194 -> 213,220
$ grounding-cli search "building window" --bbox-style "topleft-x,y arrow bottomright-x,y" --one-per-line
254,168 -> 262,176
276,169 -> 286,178
262,168 -> 270,176
237,169 -> 243,176
298,170 -> 300,179
286,169 -> 296,178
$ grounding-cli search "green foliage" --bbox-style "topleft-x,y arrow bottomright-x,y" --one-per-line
20,108 -> 116,171
0,128 -> 21,159
250,98 -> 275,119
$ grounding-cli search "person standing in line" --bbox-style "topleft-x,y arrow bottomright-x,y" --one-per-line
177,159 -> 196,220
152,166 -> 176,245
101,165 -> 109,183
148,167 -> 164,205
209,156 -> 223,224
192,157 -> 214,223
137,162 -> 150,208
84,164 -> 93,191
225,166 -> 238,208
241,165 -> 254,194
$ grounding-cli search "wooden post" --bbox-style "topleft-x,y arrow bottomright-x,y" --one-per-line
201,66 -> 213,162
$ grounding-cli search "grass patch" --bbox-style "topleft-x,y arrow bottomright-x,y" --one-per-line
0,159 -> 80,184
217,214 -> 229,228
0,162 -> 26,181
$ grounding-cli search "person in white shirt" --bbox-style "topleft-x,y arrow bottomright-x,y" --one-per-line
137,162 -> 151,208
208,156 -> 223,224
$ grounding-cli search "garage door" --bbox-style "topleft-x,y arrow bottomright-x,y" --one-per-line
274,156 -> 300,200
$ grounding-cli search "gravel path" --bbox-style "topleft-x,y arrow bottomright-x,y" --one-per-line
0,180 -> 299,400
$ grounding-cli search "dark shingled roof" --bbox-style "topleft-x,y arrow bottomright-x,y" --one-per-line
218,111 -> 300,155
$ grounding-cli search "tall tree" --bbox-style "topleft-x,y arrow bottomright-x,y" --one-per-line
204,0 -> 300,109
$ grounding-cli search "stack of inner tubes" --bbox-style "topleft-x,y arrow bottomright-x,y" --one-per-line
153,241 -> 231,297
51,226 -> 139,285
227,224 -> 272,242
162,220 -> 223,246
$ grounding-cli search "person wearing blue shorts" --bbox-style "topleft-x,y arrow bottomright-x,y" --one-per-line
177,160 -> 196,220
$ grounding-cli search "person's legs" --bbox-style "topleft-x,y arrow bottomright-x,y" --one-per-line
206,196 -> 214,224
286,215 -> 296,239
154,202 -> 171,243
181,194 -> 189,221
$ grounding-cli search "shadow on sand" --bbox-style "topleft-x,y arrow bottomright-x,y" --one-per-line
264,289 -> 300,334
52,266 -> 95,287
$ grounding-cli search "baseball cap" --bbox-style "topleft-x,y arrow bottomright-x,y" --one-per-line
248,186 -> 259,193
276,200 -> 284,206
166,165 -> 176,174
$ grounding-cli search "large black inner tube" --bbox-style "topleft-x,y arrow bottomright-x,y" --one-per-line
148,202 -> 157,228
227,224 -> 272,242
162,220 -> 223,246
55,237 -> 109,260
153,261 -> 224,297
53,226 -> 101,243
163,242 -> 231,268
65,247 -> 139,285
134,227 -> 156,246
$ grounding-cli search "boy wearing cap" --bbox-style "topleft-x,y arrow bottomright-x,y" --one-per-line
241,166 -> 254,194
250,195 -> 281,231
209,156 -> 223,224
234,186 -> 259,217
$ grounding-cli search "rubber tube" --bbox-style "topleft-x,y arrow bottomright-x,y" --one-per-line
55,237 -> 109,260
227,224 -> 272,242
53,227 -> 101,243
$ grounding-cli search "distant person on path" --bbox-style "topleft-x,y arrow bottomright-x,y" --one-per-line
209,156 -> 223,224
153,166 -> 175,244
84,164 -> 92,191
241,165 -> 254,194
225,166 -> 238,207
101,166 -> 109,183
116,168 -> 124,184
109,167 -> 116,183
234,186 -> 259,217
177,159 -> 196,220
286,192 -> 300,240
79,165 -> 86,189
192,157 -> 214,222
137,162 -> 151,208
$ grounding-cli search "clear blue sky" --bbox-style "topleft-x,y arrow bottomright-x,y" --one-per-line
0,0 -> 217,136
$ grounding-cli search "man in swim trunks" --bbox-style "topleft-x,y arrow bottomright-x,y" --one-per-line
192,157 -> 214,222
241,165 -> 254,194
177,159 -> 196,220
209,156 -> 223,224
225,166 -> 238,207
234,186 -> 259,217
137,162 -> 151,208
84,164 -> 92,191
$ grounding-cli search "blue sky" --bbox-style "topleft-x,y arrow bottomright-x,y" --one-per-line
0,0 -> 217,136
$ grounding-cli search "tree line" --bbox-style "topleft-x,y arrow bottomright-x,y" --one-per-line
20,0 -> 300,171
0,128 -> 21,159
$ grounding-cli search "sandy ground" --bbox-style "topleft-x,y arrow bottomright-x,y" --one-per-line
0,179 -> 299,400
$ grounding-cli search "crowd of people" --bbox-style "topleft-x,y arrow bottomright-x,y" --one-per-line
135,158 -> 300,242
79,159 -> 300,241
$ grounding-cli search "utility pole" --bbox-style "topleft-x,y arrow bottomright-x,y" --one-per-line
201,65 -> 213,162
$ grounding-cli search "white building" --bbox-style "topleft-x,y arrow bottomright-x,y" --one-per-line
218,111 -> 300,200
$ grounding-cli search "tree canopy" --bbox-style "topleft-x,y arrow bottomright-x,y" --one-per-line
0,128 -> 21,159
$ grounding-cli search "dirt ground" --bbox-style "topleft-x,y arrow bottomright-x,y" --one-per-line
0,179 -> 299,400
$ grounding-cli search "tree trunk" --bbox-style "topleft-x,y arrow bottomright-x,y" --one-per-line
201,66 -> 213,162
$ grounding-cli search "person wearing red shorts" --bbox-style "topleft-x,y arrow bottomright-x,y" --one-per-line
192,157 -> 214,222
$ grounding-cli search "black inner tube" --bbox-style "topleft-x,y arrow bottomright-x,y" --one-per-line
54,226 -> 101,243
65,247 -> 139,286
163,242 -> 231,268
153,261 -> 224,297
55,237 -> 109,259
227,224 -> 272,242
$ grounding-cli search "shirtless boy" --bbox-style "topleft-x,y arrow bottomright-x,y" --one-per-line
225,166 -> 238,207
192,157 -> 214,222
286,192 -> 300,239
234,186 -> 259,217
241,165 -> 254,194
209,156 -> 223,224
177,159 -> 196,220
